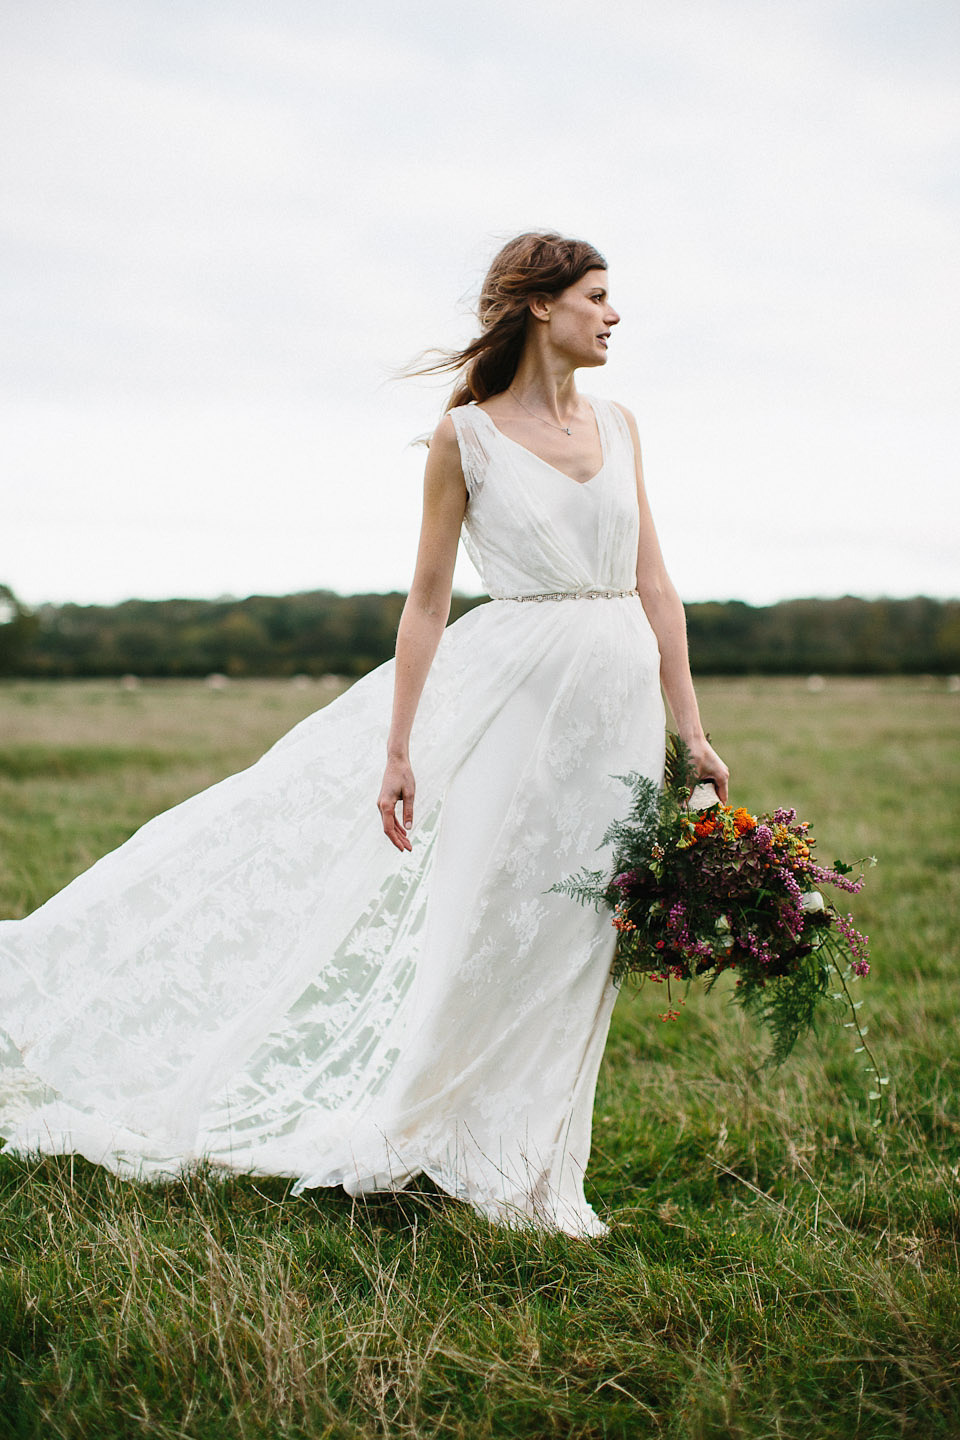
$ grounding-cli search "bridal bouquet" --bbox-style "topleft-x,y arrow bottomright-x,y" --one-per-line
553,736 -> 884,1098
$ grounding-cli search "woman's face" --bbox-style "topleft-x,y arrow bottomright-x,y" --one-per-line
541,269 -> 620,367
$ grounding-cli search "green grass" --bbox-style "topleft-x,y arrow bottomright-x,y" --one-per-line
1,676 -> 958,1439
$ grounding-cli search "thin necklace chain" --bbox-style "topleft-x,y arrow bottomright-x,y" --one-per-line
507,388 -> 574,436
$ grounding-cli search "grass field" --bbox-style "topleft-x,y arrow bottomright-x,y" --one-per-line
1,676 -> 958,1439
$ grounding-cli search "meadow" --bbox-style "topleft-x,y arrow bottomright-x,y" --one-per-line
0,676 -> 958,1439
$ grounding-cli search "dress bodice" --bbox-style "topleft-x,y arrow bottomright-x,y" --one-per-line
449,397 -> 640,599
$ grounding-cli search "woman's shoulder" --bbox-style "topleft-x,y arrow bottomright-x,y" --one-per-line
434,405 -> 489,498
430,410 -> 462,448
470,394 -> 510,420
433,404 -> 486,452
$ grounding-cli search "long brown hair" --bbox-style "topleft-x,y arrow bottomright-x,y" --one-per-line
412,231 -> 607,411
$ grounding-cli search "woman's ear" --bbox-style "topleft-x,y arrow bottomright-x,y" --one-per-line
528,293 -> 552,323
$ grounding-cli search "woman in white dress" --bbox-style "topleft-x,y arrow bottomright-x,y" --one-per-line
0,231 -> 727,1238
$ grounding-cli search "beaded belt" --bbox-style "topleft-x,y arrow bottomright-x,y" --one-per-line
496,587 -> 639,603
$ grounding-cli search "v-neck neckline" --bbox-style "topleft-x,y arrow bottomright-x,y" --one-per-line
473,398 -> 606,487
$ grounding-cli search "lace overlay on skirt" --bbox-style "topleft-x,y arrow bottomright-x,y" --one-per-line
0,395 -> 665,1237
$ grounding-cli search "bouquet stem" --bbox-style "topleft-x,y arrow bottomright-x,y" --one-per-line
826,944 -> 888,1122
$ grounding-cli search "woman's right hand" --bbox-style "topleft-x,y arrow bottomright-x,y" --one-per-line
378,756 -> 416,851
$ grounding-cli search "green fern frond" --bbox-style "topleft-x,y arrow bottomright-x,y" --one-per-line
664,733 -> 697,799
548,868 -> 608,909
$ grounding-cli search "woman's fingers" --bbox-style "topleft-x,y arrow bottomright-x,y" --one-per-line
380,802 -> 411,851
391,799 -> 413,851
379,795 -> 412,851
704,754 -> 730,803
688,739 -> 730,804
378,764 -> 415,851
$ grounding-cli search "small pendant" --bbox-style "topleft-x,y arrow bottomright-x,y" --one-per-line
563,427 -> 571,435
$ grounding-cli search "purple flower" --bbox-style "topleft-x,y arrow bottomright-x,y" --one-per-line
808,862 -> 864,894
738,929 -> 774,964
834,911 -> 870,964
778,867 -> 802,903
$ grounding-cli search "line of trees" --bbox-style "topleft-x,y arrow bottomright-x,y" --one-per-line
0,584 -> 957,679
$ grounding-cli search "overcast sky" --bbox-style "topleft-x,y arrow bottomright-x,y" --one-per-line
2,0 -> 958,608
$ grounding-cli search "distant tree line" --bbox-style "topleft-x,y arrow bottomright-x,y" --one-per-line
0,584 -> 957,679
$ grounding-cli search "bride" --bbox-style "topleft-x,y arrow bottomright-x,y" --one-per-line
0,231 -> 727,1238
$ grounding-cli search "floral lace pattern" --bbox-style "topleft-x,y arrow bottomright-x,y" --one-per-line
0,396 -> 665,1237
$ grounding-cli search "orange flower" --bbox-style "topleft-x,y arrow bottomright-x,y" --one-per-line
733,807 -> 757,835
694,818 -> 717,838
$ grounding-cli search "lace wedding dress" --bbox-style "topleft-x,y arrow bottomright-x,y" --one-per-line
0,396 -> 664,1237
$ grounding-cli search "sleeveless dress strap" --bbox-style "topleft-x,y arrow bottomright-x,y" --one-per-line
586,394 -> 634,464
448,404 -> 492,499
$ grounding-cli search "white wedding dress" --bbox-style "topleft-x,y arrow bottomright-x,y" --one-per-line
0,396 -> 664,1236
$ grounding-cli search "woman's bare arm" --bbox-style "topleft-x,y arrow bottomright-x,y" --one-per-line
377,414 -> 468,850
615,403 -> 730,801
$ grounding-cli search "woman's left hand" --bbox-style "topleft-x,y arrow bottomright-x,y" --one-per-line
685,736 -> 730,803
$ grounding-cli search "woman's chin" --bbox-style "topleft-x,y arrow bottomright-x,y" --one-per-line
573,351 -> 608,370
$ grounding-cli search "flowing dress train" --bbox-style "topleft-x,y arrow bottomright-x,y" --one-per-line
0,395 -> 665,1236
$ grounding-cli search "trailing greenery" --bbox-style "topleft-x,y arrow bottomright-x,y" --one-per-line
0,677 -> 958,1438
1,584 -> 958,678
